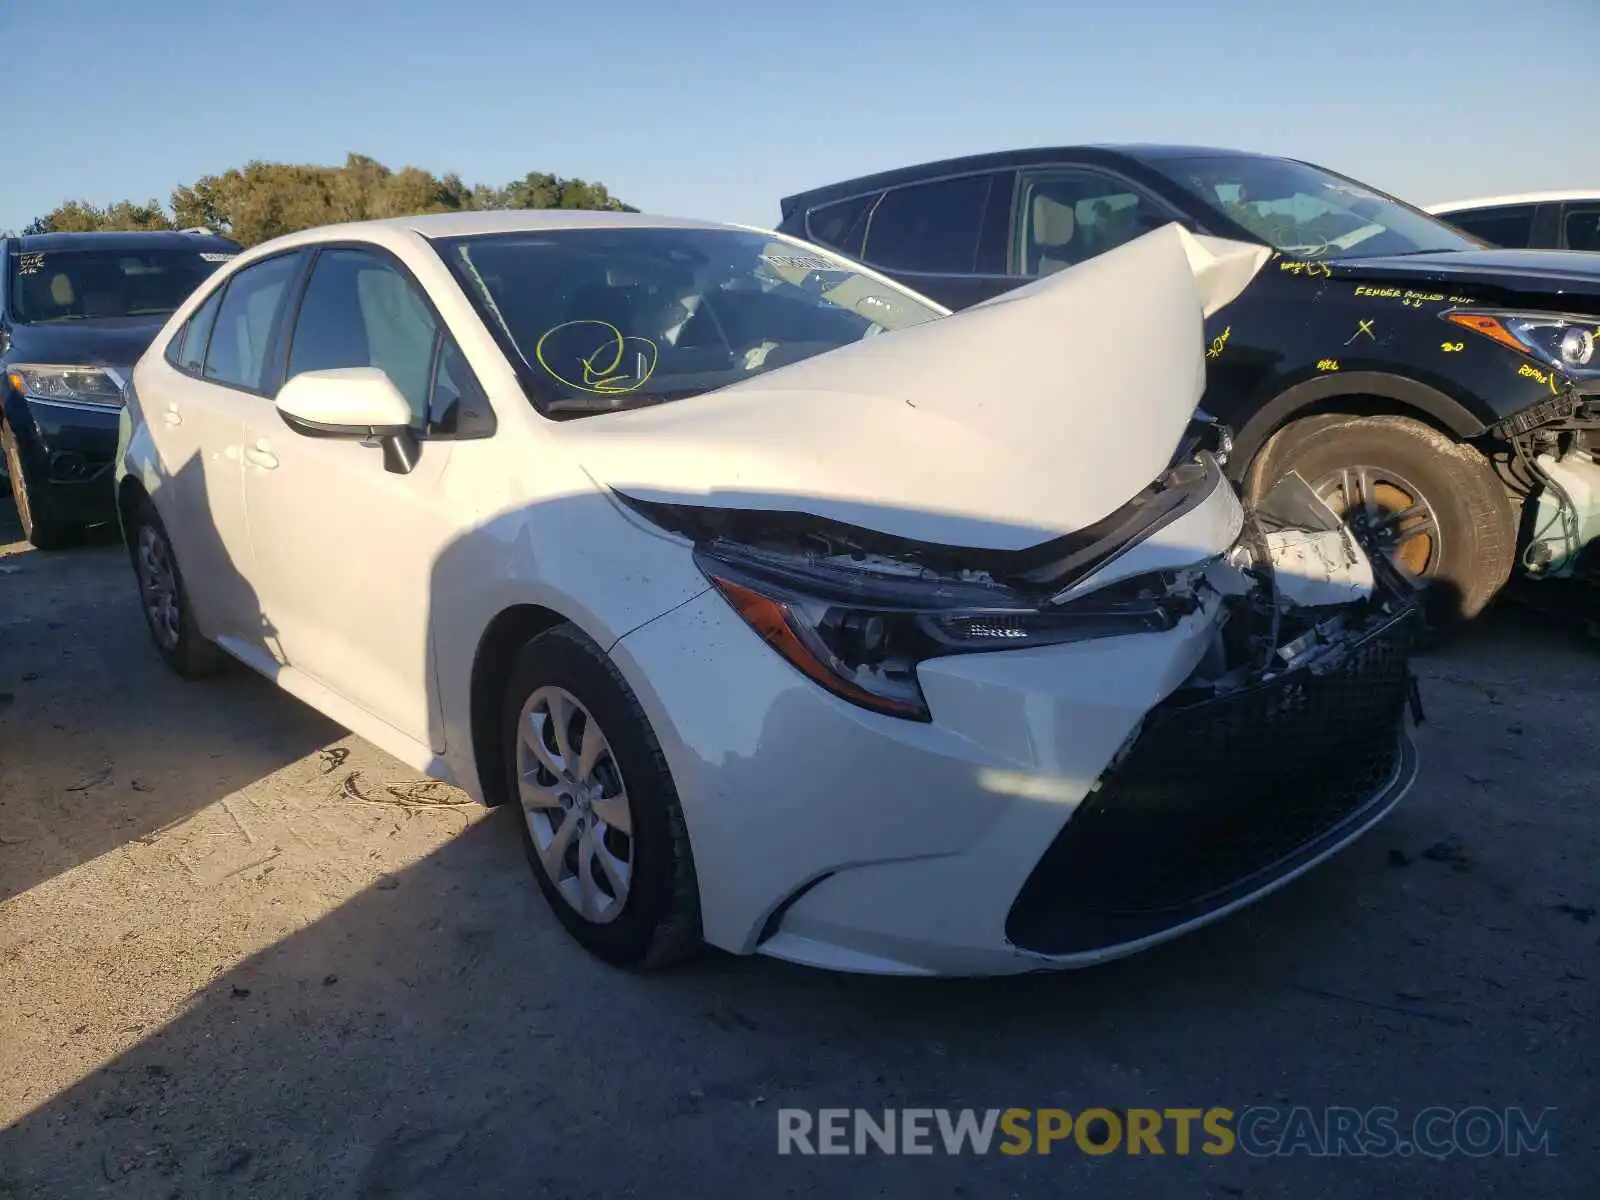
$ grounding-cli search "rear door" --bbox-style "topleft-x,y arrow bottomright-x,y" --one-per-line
143,252 -> 303,654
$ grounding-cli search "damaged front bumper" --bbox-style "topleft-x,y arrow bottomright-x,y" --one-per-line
611,461 -> 1426,976
1006,600 -> 1420,957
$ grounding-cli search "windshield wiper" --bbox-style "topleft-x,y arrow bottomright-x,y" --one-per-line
545,390 -> 701,419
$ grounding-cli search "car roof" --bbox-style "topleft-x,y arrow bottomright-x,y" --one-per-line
778,143 -> 1273,213
10,229 -> 242,253
331,210 -> 729,241
223,209 -> 751,262
1426,190 -> 1600,214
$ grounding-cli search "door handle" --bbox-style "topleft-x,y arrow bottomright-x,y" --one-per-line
243,440 -> 279,470
163,403 -> 182,426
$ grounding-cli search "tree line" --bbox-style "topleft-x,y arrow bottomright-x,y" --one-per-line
10,153 -> 635,245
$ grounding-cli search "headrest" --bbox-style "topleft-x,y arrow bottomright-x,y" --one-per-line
49,274 -> 75,306
1032,194 -> 1076,247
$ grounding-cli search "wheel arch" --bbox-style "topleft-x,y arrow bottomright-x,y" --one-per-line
1229,372 -> 1488,489
468,603 -> 578,808
115,473 -> 150,551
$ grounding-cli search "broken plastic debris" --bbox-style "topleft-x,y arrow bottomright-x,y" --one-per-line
1264,527 -> 1375,609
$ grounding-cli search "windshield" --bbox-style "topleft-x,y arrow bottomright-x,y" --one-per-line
436,227 -> 943,418
1154,156 -> 1485,260
8,246 -> 236,323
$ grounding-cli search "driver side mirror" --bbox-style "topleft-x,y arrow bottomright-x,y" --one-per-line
275,367 -> 420,475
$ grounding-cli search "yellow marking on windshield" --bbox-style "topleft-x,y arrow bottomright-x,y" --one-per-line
535,320 -> 659,395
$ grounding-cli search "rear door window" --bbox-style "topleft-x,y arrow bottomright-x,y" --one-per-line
173,286 -> 225,375
203,254 -> 300,393
1562,205 -> 1600,252
861,174 -> 1000,274
1443,204 -> 1536,248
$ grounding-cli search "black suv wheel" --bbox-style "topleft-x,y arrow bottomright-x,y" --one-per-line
2,422 -> 77,550
1248,413 -> 1518,622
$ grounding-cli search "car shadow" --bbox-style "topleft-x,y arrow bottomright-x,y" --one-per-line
0,780 -> 1587,1198
1,482 -> 1592,1198
0,453 -> 333,903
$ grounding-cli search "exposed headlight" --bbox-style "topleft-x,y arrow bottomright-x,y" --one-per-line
6,364 -> 127,408
1445,310 -> 1600,378
696,542 -> 1194,721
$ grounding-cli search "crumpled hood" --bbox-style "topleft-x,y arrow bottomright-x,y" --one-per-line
560,224 -> 1270,552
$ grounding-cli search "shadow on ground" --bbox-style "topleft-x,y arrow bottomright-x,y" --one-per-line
4,647 -> 1594,1199
0,484 -> 333,903
1,495 -> 1594,1198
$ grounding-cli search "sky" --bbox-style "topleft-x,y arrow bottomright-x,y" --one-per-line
3,0 -> 1594,234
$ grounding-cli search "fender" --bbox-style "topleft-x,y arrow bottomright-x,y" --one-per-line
1,386 -> 37,442
1228,371 -> 1490,481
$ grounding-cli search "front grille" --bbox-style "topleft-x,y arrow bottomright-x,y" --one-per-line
1006,606 -> 1420,956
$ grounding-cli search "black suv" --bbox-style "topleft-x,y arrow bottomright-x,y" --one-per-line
1,229 -> 241,547
779,146 -> 1600,618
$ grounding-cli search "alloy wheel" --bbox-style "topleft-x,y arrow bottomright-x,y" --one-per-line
516,685 -> 635,923
135,524 -> 182,650
1312,464 -> 1440,580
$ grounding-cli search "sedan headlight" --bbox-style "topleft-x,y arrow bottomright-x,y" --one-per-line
696,542 -> 1193,721
6,364 -> 127,408
1445,310 -> 1600,378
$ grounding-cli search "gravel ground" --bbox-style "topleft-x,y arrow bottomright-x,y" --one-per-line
0,501 -> 1595,1199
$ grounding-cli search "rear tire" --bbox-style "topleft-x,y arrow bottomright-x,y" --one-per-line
501,624 -> 701,970
1247,413 -> 1517,622
2,423 -> 78,550
126,495 -> 225,679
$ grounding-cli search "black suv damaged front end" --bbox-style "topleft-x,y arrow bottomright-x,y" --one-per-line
1447,312 -> 1600,584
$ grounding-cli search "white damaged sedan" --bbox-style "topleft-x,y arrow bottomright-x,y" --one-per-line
116,211 -> 1423,976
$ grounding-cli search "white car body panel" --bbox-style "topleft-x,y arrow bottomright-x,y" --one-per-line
115,210 -> 1414,977
127,364 -> 257,647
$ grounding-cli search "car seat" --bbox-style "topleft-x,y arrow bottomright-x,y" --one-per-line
47,273 -> 76,316
1032,193 -> 1077,276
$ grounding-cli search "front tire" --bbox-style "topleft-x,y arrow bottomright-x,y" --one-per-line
501,624 -> 701,970
2,423 -> 78,550
126,495 -> 224,679
1247,413 -> 1517,622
